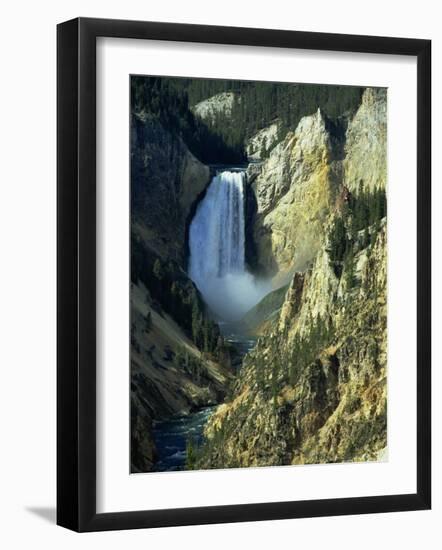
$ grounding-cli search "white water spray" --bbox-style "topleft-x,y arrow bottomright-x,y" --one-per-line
189,170 -> 270,320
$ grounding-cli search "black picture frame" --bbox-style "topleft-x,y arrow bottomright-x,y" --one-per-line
57,17 -> 431,532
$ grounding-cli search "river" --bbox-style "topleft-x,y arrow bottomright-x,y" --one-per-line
151,407 -> 215,472
151,326 -> 256,472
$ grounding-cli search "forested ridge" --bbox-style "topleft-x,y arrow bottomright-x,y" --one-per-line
131,76 -> 364,164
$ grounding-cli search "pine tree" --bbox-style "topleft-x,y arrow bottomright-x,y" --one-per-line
203,317 -> 210,352
131,76 -> 363,165
271,364 -> 278,410
260,136 -> 268,159
363,226 -> 370,248
185,439 -> 197,470
182,352 -> 190,373
327,216 -> 347,277
144,311 -> 152,333
191,302 -> 203,348
174,349 -> 184,369
153,259 -> 164,281
344,246 -> 355,289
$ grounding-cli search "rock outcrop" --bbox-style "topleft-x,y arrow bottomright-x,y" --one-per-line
344,88 -> 387,193
245,121 -> 280,160
192,92 -> 237,122
131,114 -> 210,263
247,89 -> 386,280
247,108 -> 336,277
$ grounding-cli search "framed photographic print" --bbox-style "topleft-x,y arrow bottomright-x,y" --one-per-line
57,17 -> 431,531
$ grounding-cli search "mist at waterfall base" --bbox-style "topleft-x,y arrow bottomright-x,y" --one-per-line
189,170 -> 271,321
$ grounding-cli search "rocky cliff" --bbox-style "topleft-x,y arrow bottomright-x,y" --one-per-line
344,88 -> 387,193
131,113 -> 210,263
245,121 -> 280,161
247,108 -> 339,278
196,88 -> 387,469
192,92 -> 237,122
247,88 -> 386,281
130,114 -> 232,472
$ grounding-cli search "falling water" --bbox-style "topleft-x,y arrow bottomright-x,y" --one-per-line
151,171 -> 267,472
189,170 -> 270,320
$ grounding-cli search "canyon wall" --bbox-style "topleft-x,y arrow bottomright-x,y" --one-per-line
131,113 -> 211,263
197,88 -> 387,468
247,108 -> 338,278
344,88 -> 387,193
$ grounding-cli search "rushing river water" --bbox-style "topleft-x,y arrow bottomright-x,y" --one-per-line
151,326 -> 256,472
151,407 -> 215,472
220,322 -> 257,358
153,323 -> 256,472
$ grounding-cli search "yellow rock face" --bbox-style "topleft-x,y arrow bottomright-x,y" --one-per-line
251,109 -> 336,276
250,89 -> 387,278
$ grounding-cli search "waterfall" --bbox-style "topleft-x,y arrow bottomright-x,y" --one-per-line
189,170 -> 270,320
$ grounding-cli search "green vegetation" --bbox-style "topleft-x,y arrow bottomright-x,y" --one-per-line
327,186 -> 387,279
131,236 -> 220,355
287,317 -> 333,385
186,79 -> 363,159
174,349 -> 205,383
327,217 -> 348,277
185,438 -> 197,470
131,76 -> 364,164
144,311 -> 152,333
251,314 -> 333,396
347,182 -> 387,232
131,76 -> 243,163
152,258 -> 165,281
191,301 -> 218,353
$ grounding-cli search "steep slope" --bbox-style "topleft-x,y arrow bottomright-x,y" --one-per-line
238,284 -> 289,336
131,113 -> 210,262
247,108 -> 342,277
196,88 -> 387,469
245,121 -> 281,160
131,282 -> 233,472
344,88 -> 387,193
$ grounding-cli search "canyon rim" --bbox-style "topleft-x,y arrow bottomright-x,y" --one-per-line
130,76 -> 387,473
